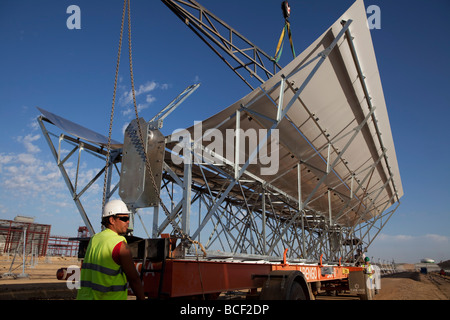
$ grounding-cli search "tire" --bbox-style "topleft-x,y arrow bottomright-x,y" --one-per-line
260,271 -> 310,300
288,281 -> 307,300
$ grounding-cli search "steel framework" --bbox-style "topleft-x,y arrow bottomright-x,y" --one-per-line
156,0 -> 402,264
0,219 -> 51,257
47,235 -> 79,257
161,0 -> 282,90
37,0 -> 401,266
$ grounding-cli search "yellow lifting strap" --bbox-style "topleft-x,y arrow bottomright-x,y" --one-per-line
273,21 -> 296,63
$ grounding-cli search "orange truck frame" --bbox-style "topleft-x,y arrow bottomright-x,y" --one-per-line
129,236 -> 373,300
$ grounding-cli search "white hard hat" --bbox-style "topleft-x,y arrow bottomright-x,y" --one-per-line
102,199 -> 131,218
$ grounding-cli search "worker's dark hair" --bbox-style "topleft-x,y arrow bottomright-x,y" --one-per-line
101,216 -> 114,227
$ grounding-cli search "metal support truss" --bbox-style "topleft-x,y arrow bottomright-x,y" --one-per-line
149,83 -> 200,129
37,116 -> 122,236
161,0 -> 282,90
38,18 -> 400,265
151,19 -> 400,263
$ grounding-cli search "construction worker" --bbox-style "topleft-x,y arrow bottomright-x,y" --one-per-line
362,257 -> 375,291
77,199 -> 145,300
363,257 -> 374,275
354,248 -> 366,266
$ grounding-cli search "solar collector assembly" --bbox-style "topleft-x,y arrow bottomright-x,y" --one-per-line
175,0 -> 402,259
37,0 -> 402,264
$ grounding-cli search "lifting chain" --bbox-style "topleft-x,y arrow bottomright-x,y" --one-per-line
103,0 -> 206,257
102,0 -> 126,211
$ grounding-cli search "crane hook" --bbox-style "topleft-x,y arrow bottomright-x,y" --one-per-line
281,1 -> 291,21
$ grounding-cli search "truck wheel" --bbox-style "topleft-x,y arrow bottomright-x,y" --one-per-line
288,281 -> 307,300
260,270 -> 312,300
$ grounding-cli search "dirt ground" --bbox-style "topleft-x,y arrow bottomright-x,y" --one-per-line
1,257 -> 449,300
373,264 -> 450,300
0,256 -> 81,300
373,272 -> 450,300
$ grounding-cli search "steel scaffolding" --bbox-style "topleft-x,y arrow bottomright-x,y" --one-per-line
47,235 -> 79,257
0,219 -> 51,257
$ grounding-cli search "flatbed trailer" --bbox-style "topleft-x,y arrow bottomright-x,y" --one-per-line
128,237 -> 373,300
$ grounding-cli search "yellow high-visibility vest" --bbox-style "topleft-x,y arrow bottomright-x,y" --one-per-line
77,228 -> 128,300
362,264 -> 374,279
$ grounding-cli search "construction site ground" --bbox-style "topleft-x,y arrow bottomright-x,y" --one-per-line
1,257 -> 449,300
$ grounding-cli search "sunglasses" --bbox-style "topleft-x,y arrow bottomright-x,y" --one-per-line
115,215 -> 130,222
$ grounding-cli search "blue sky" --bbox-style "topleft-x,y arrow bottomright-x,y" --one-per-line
0,0 -> 449,263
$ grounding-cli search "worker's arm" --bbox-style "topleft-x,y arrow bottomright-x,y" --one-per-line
118,241 -> 146,300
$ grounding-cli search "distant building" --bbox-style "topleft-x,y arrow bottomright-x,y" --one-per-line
0,217 -> 83,257
416,258 -> 440,273
0,217 -> 51,256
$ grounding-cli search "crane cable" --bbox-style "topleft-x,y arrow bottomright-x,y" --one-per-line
101,0 -> 126,211
102,0 -> 206,257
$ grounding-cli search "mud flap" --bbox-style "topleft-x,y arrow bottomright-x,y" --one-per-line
348,270 -> 373,300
